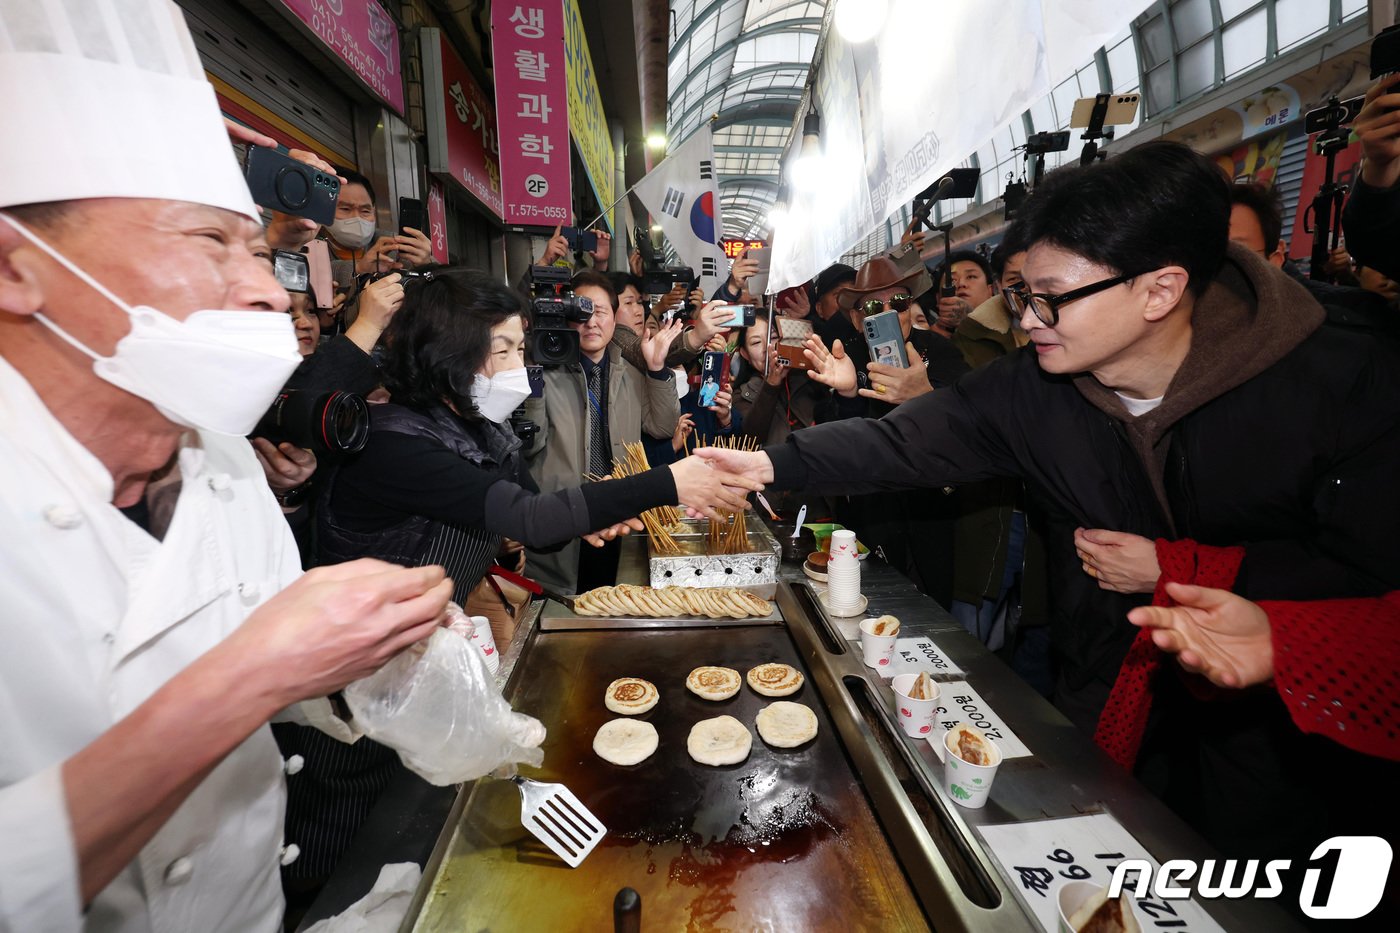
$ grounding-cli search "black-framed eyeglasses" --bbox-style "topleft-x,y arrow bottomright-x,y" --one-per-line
1002,271 -> 1145,327
856,293 -> 912,315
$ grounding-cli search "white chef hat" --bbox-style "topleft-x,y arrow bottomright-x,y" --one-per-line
0,0 -> 259,221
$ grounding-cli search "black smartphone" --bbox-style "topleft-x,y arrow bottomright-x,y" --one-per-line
243,146 -> 339,225
272,249 -> 309,293
398,197 -> 427,237
562,226 -> 598,253
525,364 -> 545,398
1372,23 -> 1400,79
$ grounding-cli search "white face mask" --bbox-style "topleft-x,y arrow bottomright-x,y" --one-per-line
1,214 -> 301,436
672,366 -> 689,400
329,216 -> 376,251
470,366 -> 532,423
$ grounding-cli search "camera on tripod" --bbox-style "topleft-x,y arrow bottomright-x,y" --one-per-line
526,264 -> 593,367
634,225 -> 697,318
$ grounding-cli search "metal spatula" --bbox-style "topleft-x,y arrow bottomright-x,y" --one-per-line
511,774 -> 606,867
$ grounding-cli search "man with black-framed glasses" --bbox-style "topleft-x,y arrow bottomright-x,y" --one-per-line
697,141 -> 1400,876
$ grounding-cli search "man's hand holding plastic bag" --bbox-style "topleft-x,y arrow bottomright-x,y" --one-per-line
343,603 -> 545,784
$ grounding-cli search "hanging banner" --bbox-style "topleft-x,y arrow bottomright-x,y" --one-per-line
273,0 -> 404,114
633,124 -> 727,296
427,178 -> 450,264
421,29 -> 503,218
563,0 -> 616,232
770,0 -> 1151,290
491,1 -> 572,226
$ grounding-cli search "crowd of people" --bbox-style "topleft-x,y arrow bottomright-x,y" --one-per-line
1,3 -> 1397,931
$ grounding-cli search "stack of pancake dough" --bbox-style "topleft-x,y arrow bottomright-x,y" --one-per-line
574,584 -> 772,619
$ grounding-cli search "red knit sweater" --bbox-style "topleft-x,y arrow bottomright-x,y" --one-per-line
1094,539 -> 1400,768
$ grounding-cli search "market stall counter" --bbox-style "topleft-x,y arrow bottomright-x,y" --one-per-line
300,518 -> 1300,932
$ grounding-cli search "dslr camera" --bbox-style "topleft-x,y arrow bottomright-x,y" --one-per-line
527,264 -> 593,367
634,225 -> 697,318
252,389 -> 370,459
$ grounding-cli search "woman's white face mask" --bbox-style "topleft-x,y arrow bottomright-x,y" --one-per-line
0,213 -> 300,436
469,367 -> 532,423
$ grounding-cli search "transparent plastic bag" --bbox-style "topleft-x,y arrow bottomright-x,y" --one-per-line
342,604 -> 545,785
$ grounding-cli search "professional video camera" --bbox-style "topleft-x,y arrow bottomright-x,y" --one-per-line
526,264 -> 593,367
634,225 -> 697,318
252,389 -> 370,459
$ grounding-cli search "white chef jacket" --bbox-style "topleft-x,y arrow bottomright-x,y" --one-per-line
0,356 -> 303,933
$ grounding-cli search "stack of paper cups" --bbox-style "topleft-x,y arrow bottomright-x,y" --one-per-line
826,531 -> 862,614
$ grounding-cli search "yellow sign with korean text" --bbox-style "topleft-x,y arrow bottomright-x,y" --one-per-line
563,0 -> 615,232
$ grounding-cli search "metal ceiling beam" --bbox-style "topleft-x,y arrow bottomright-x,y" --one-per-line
667,0 -> 733,64
667,20 -> 821,110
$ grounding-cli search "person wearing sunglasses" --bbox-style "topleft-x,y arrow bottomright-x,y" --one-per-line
696,141 -> 1400,876
818,254 -> 970,414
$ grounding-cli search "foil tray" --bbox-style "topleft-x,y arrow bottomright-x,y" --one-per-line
648,529 -> 780,590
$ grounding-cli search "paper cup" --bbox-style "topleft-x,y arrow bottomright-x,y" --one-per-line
1056,881 -> 1104,933
826,562 -> 861,612
1056,881 -> 1145,933
830,529 -> 857,559
467,614 -> 501,675
859,617 -> 898,669
942,723 -> 1001,809
891,672 -> 941,737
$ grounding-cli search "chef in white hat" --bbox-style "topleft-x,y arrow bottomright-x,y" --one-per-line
0,2 -> 452,931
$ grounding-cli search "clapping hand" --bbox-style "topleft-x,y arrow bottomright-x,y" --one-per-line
1128,583 -> 1274,688
1075,528 -> 1162,594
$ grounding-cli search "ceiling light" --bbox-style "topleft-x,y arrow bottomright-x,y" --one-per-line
789,108 -> 824,192
645,132 -> 668,150
834,0 -> 888,44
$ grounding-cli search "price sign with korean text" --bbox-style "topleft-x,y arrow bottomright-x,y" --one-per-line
926,680 -> 1031,759
490,2 -> 571,225
978,814 -> 1227,933
891,636 -> 965,678
421,30 -> 503,218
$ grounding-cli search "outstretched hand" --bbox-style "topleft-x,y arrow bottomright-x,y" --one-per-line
1128,582 -> 1274,688
803,335 -> 857,397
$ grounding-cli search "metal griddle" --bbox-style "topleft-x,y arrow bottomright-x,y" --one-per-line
407,622 -> 927,932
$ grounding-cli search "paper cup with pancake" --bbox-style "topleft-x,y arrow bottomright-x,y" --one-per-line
1057,881 -> 1143,933
604,677 -> 659,715
891,671 -> 941,737
686,666 -> 742,701
858,617 -> 898,670
942,723 -> 1002,809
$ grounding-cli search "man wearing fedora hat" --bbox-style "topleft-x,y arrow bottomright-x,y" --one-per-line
826,252 -> 969,414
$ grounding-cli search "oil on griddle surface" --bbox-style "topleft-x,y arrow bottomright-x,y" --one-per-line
415,626 -> 926,932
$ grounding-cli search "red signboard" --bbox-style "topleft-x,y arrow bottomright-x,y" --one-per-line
722,238 -> 767,258
424,31 -> 502,217
490,1 -> 571,226
275,0 -> 405,114
427,179 -> 450,264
